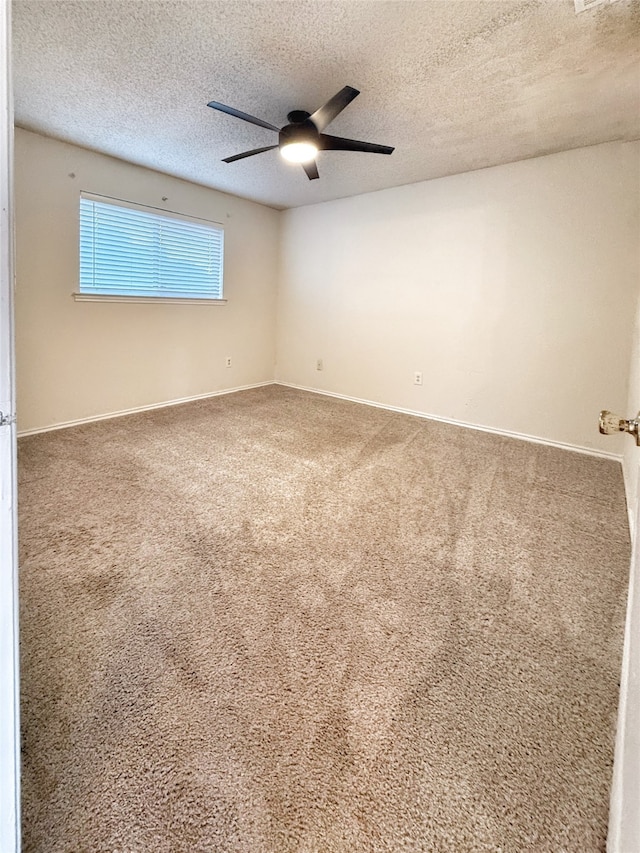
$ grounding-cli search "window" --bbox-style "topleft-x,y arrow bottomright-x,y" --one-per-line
77,193 -> 225,302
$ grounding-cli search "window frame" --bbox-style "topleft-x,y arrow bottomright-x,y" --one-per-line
73,192 -> 227,305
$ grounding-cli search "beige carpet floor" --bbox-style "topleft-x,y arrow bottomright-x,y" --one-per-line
18,385 -> 630,852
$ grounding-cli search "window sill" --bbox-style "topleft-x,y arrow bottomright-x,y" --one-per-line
72,293 -> 227,305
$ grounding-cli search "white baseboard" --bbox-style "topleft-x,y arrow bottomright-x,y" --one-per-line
275,381 -> 623,463
17,381 -> 276,437
626,496 -> 636,545
20,378 -> 624,465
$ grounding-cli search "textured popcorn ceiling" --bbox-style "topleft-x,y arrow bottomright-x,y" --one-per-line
12,0 -> 640,209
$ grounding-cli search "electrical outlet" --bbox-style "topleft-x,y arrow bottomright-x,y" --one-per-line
225,356 -> 232,368
414,371 -> 423,386
316,358 -> 323,371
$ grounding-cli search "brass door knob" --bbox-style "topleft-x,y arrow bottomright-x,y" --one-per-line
599,410 -> 640,445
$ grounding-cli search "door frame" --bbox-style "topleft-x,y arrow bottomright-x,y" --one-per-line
608,482 -> 640,852
0,0 -> 20,849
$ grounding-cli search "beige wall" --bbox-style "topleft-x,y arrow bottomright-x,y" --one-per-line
276,141 -> 640,454
14,129 -> 280,432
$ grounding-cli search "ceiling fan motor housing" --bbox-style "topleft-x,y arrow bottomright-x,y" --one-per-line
287,110 -> 311,124
279,117 -> 319,149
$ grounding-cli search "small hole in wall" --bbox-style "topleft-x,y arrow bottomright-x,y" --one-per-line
162,196 -> 168,202
68,172 -> 76,179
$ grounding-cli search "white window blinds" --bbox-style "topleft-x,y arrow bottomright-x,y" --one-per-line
79,194 -> 224,300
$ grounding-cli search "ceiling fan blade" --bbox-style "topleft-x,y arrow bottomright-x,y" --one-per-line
222,145 -> 278,163
302,160 -> 319,181
309,86 -> 360,131
319,134 -> 394,155
207,101 -> 280,133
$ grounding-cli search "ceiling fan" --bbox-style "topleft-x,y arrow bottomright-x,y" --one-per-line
207,85 -> 394,181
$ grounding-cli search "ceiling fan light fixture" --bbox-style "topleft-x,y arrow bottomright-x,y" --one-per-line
208,86 -> 394,181
280,141 -> 318,163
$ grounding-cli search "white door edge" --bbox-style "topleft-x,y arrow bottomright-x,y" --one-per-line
608,472 -> 640,852
0,0 -> 20,849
